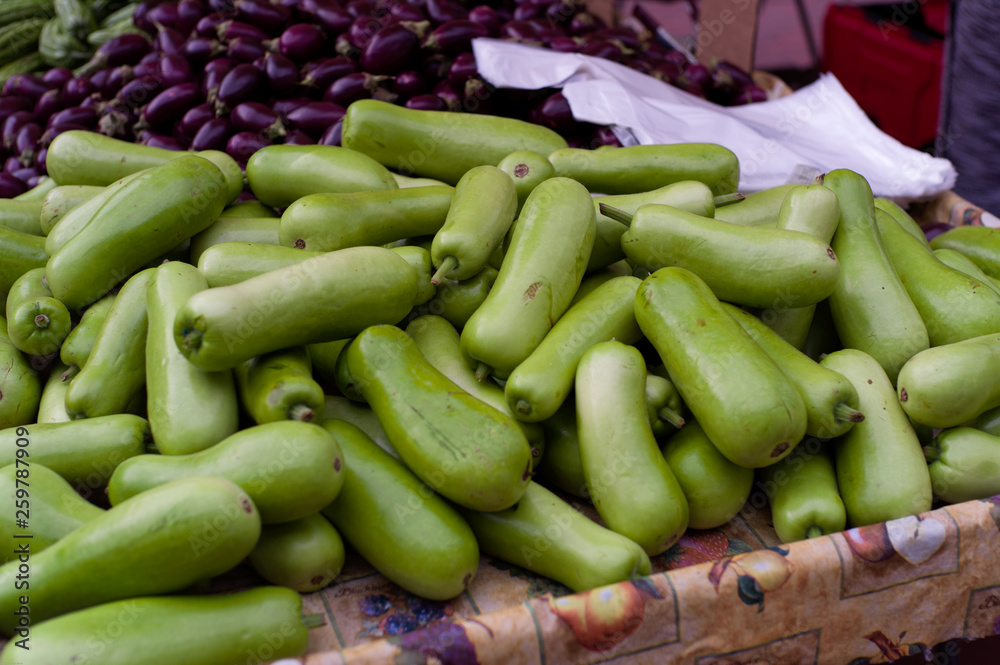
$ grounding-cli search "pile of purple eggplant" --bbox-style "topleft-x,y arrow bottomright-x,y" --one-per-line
0,0 -> 767,198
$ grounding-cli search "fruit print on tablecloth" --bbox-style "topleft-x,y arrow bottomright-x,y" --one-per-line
832,512 -> 960,599
845,630 -> 927,665
708,546 -> 795,612
655,530 -> 754,571
530,575 -> 680,664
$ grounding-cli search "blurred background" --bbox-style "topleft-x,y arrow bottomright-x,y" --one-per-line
620,0 -> 947,152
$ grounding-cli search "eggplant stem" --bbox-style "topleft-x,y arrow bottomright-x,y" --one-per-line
713,192 -> 745,208
833,403 -> 864,423
598,203 -> 633,226
430,255 -> 458,286
658,406 -> 686,429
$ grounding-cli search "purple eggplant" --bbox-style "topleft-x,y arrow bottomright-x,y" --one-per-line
231,102 -> 286,139
318,119 -> 342,146
297,0 -> 338,20
641,43 -> 673,63
237,0 -> 293,32
405,93 -> 447,111
195,12 -> 232,38
285,101 -> 345,138
345,0 -> 374,18
446,52 -> 477,87
271,96 -> 314,118
512,2 -> 546,21
546,1 -> 579,25
32,89 -> 62,123
282,129 -> 315,145
347,15 -> 384,50
208,0 -> 237,14
579,39 -> 626,61
0,173 -> 27,198
178,102 -> 215,137
33,147 -> 47,171
537,25 -> 566,44
154,26 -> 187,56
133,0 -> 162,33
601,27 -> 640,50
47,106 -> 97,131
60,78 -> 96,107
12,167 -> 39,184
300,56 -> 358,90
13,124 -> 42,165
203,58 -> 239,100
462,77 -> 497,114
40,123 -> 91,148
432,80 -> 461,111
261,52 -> 300,97
0,98 -> 32,125
41,68 -> 74,90
323,72 -> 389,106
468,5 -> 501,35
3,75 -> 50,101
89,69 -> 111,93
228,37 -> 266,62
334,33 -> 359,59
213,63 -> 261,113
362,24 -> 422,75
728,84 -> 768,106
590,126 -> 620,148
423,20 -> 488,54
273,23 -> 327,63
653,60 -> 682,83
116,75 -> 164,111
133,52 -> 160,78
547,36 -> 580,52
419,54 -> 451,81
226,131 -> 271,165
137,82 -> 202,131
177,0 -> 207,34
157,55 -> 194,90
191,117 -> 233,151
4,157 -> 21,175
533,92 -> 574,131
138,131 -> 184,150
922,222 -> 953,243
100,65 -> 134,100
80,93 -> 106,111
217,19 -> 271,42
181,37 -> 225,67
78,35 -> 152,77
146,1 -> 182,30
3,113 -> 35,152
681,62 -> 712,95
393,70 -> 428,99
500,20 -> 540,42
313,5 -> 353,34
389,2 -> 427,22
623,57 -> 653,76
426,0 -> 466,23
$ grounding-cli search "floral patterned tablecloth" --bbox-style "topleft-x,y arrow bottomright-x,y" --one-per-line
255,491 -> 1000,665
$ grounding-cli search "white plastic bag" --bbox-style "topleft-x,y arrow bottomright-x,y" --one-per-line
472,38 -> 956,200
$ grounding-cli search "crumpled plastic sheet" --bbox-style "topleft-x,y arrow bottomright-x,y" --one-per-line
469,38 -> 956,202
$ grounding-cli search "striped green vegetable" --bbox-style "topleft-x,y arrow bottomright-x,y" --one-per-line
53,0 -> 96,41
96,2 -> 135,27
0,17 -> 47,64
0,51 -> 43,85
0,0 -> 55,28
87,16 -> 144,46
38,15 -> 89,68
